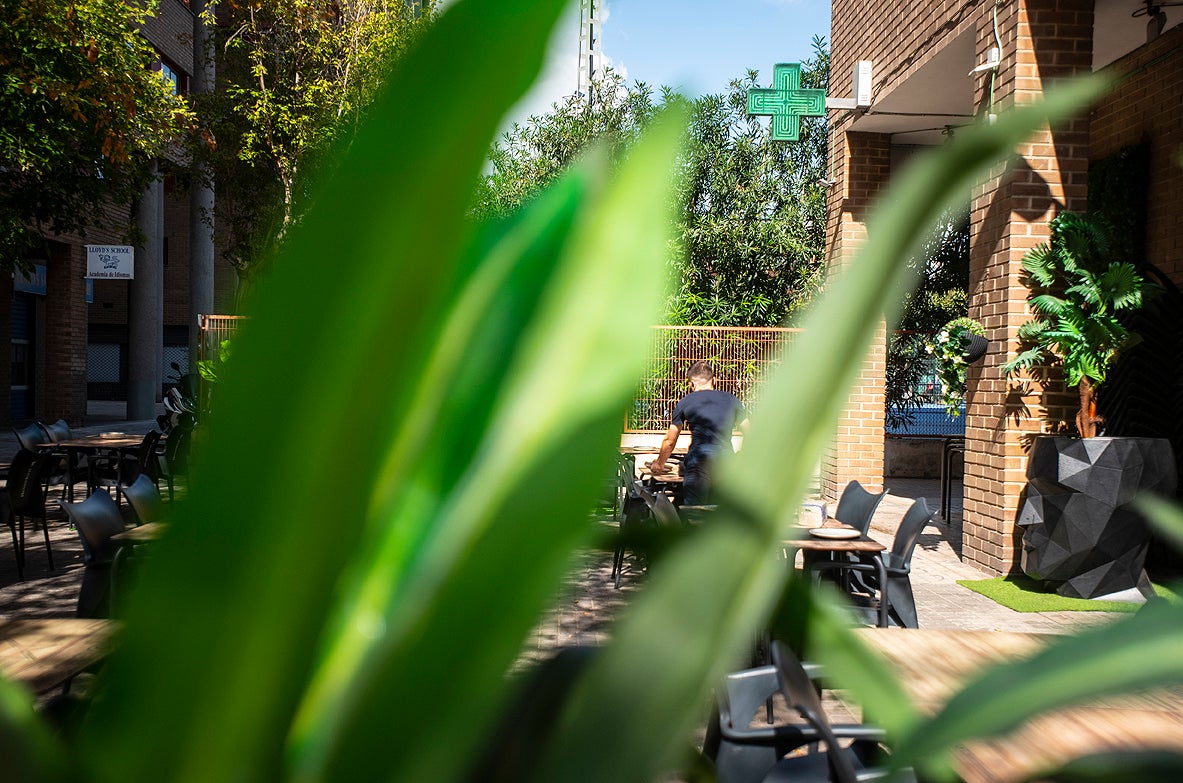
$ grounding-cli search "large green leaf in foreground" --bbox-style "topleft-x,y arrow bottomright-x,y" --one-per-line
528,76 -> 1111,783
73,0 -> 644,781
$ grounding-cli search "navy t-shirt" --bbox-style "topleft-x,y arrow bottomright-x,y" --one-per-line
671,389 -> 744,455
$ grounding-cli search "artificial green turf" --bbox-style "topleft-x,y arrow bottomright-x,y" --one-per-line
955,574 -> 1181,613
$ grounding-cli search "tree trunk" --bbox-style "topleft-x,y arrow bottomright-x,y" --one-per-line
1076,377 -> 1103,438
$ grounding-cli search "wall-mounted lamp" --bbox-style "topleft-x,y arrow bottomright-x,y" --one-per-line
969,47 -> 1001,76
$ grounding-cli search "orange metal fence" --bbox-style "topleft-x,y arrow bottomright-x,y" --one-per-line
627,325 -> 804,433
197,314 -> 247,410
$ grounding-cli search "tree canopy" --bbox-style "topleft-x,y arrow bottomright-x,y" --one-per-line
0,0 -> 193,270
473,37 -> 831,326
193,0 -> 433,284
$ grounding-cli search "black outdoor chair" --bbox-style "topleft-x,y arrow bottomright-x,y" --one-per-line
832,480 -> 888,534
7,448 -> 61,573
809,497 -> 937,629
11,421 -> 48,452
610,481 -> 685,589
38,418 -> 88,502
804,480 -> 888,588
702,641 -> 899,783
88,430 -> 161,504
122,474 -> 164,526
155,427 -> 192,500
60,489 -> 126,618
0,493 -> 23,581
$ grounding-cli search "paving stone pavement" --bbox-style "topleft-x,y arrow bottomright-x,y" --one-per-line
0,409 -> 1125,640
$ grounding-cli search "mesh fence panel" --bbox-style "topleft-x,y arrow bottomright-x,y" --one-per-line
627,326 -> 803,433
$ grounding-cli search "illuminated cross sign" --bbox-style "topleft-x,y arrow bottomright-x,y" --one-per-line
746,63 -> 826,142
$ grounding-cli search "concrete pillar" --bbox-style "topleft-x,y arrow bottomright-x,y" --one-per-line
963,0 -> 1093,574
820,131 -> 892,500
189,0 -> 216,361
128,163 -> 164,420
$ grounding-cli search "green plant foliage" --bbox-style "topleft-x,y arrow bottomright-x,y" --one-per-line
4,4 -> 1166,782
893,598 -> 1183,780
474,37 -> 831,327
0,0 -> 193,269
927,316 -> 984,415
885,205 -> 971,427
192,0 -> 433,283
1002,212 -> 1155,435
527,73 -> 1114,783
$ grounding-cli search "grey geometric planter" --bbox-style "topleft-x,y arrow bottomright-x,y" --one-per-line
1017,436 -> 1176,599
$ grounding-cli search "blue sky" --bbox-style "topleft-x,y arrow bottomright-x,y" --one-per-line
512,0 -> 833,121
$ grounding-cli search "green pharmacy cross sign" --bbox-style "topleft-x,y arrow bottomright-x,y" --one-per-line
747,62 -> 826,142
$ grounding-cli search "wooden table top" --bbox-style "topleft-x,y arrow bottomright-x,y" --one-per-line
111,521 -> 167,543
781,523 -> 886,553
619,446 -> 688,456
638,468 -> 683,483
41,434 -> 145,450
853,628 -> 1183,782
0,618 -> 116,694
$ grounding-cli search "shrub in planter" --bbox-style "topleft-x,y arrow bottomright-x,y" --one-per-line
1005,212 -> 1173,597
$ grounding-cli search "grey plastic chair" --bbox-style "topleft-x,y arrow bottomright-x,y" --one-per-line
122,474 -> 164,526
806,480 -> 889,588
832,480 -> 888,534
810,497 -> 937,628
610,482 -> 684,588
60,489 -> 126,618
702,642 -> 899,783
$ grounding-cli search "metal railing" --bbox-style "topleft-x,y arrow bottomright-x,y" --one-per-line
626,325 -> 803,433
197,315 -> 247,411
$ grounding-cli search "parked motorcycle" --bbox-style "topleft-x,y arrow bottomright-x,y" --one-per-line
158,362 -> 199,436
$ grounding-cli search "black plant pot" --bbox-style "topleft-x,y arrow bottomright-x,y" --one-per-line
964,333 -> 988,363
1017,436 -> 1176,599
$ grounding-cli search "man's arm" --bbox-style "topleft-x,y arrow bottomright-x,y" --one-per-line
647,424 -> 681,474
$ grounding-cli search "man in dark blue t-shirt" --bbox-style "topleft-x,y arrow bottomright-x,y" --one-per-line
647,361 -> 747,505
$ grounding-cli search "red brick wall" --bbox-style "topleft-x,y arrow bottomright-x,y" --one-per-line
821,132 -> 892,499
44,242 -> 89,425
1091,23 -> 1183,284
831,0 -> 983,107
963,0 -> 1093,574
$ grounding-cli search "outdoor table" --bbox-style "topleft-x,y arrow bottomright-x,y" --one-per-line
781,521 -> 886,555
39,434 -> 146,499
852,628 -> 1183,783
111,521 -> 167,544
0,618 -> 116,694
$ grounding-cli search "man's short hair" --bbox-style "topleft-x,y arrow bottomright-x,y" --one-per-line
687,360 -> 715,383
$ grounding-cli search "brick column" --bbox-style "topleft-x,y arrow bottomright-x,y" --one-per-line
44,242 -> 89,425
821,131 -> 891,500
963,0 -> 1092,574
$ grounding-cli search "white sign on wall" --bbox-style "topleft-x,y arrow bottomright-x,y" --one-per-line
86,245 -> 134,279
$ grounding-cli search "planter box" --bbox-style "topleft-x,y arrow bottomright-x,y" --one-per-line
1017,436 -> 1176,599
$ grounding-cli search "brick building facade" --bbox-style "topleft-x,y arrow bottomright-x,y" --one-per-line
827,0 -> 1183,573
2,0 -> 235,426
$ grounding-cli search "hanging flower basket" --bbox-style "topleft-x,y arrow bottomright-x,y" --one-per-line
926,317 -> 985,416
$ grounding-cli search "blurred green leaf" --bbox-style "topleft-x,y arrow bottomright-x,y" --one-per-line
0,677 -> 65,783
528,74 -> 1111,783
896,599 -> 1183,778
1140,495 -> 1183,552
1023,750 -> 1183,783
805,591 -> 921,739
80,1 -> 573,782
292,110 -> 684,783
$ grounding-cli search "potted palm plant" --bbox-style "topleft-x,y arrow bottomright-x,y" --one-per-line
1004,212 -> 1175,598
